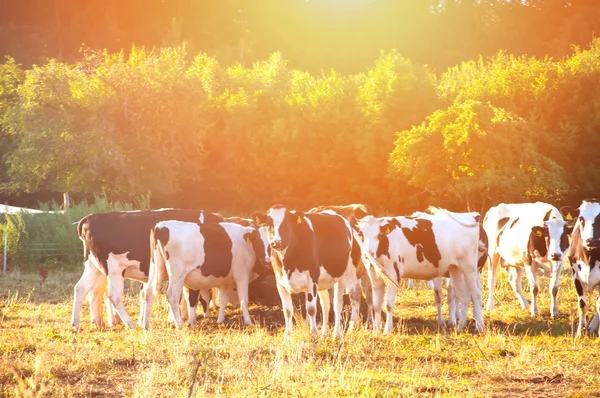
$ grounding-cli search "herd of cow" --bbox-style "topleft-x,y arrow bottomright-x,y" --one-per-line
69,199 -> 600,340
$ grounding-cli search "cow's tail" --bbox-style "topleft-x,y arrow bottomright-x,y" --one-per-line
351,229 -> 399,289
426,206 -> 479,228
149,225 -> 169,295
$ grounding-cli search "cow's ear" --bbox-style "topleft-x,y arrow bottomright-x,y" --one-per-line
560,206 -> 579,221
251,212 -> 267,226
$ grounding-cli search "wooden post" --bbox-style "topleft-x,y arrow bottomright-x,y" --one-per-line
63,192 -> 70,210
3,233 -> 7,273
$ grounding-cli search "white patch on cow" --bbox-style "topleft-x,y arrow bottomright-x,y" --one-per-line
400,217 -> 418,230
199,212 -> 205,224
268,207 -> 287,245
578,201 -> 600,249
544,218 -> 567,265
258,226 -> 271,264
280,269 -> 311,294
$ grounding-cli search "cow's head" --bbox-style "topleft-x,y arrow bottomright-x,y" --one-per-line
543,218 -> 570,263
357,216 -> 395,258
251,206 -> 305,252
243,228 -> 270,272
562,199 -> 600,250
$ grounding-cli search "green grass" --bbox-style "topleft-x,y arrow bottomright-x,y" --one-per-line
1,264 -> 600,397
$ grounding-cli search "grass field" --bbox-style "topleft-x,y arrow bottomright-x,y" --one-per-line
1,263 -> 600,397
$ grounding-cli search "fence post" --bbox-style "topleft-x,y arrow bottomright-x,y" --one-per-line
3,233 -> 7,273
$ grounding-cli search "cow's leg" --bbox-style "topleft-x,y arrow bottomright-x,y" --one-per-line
383,282 -> 398,334
216,285 -> 231,324
447,276 -> 456,328
165,277 -> 185,329
449,266 -> 469,332
407,279 -> 415,289
362,275 -> 374,325
507,266 -> 529,309
524,265 -> 540,317
88,274 -> 107,329
276,282 -> 294,341
106,272 -> 135,329
305,280 -> 319,335
332,281 -> 345,338
199,289 -> 211,317
463,268 -> 484,333
138,284 -> 146,327
427,280 -> 435,289
574,274 -> 588,337
347,280 -> 362,331
549,262 -> 563,318
182,287 -> 199,327
318,288 -> 331,336
72,260 -> 103,330
235,278 -> 253,326
432,277 -> 446,328
486,254 -> 500,311
368,271 -> 386,332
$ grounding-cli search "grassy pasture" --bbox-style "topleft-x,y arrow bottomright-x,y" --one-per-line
1,263 -> 600,397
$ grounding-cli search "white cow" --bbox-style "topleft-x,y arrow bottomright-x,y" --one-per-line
483,202 -> 569,317
142,221 -> 269,329
357,209 -> 483,334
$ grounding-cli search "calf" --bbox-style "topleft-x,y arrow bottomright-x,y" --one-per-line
483,202 -> 569,317
357,210 -> 483,333
72,209 -> 222,330
561,199 -> 600,336
252,206 -> 385,340
142,221 -> 269,329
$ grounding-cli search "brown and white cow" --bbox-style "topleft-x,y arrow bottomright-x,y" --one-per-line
142,221 -> 269,329
72,209 -> 222,330
561,199 -> 600,336
357,210 -> 484,334
483,202 -> 570,317
252,206 -> 385,340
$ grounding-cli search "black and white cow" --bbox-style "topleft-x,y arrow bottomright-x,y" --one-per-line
251,206 -> 383,340
142,221 -> 269,329
483,202 -> 569,317
72,209 -> 222,330
561,199 -> 600,337
307,204 -> 375,325
357,210 -> 484,334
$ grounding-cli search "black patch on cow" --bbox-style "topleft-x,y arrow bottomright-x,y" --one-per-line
497,217 -> 510,231
533,285 -> 539,295
198,292 -> 209,314
350,234 -> 361,267
543,209 -> 553,222
307,293 -> 313,302
398,255 -> 403,263
243,230 -> 267,275
273,211 -> 351,284
313,283 -> 318,297
574,277 -> 584,297
187,288 -> 199,308
552,286 -> 558,297
377,232 -> 390,258
579,298 -> 586,309
560,226 -> 570,252
399,219 -> 442,267
393,261 -> 400,282
510,218 -> 519,228
198,223 -> 233,278
478,226 -> 489,271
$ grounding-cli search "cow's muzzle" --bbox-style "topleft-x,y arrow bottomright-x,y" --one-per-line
271,240 -> 284,251
585,238 -> 599,249
550,253 -> 562,261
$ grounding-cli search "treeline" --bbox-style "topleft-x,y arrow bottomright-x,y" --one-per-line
1,40 -> 600,215
2,1 -> 600,75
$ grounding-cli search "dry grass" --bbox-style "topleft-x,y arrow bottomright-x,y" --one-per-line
1,264 -> 600,397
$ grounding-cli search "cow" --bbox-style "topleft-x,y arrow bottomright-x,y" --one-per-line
561,199 -> 600,337
357,209 -> 484,334
251,205 -> 386,340
483,202 -> 569,317
141,221 -> 270,329
71,209 -> 222,330
307,204 -> 375,325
